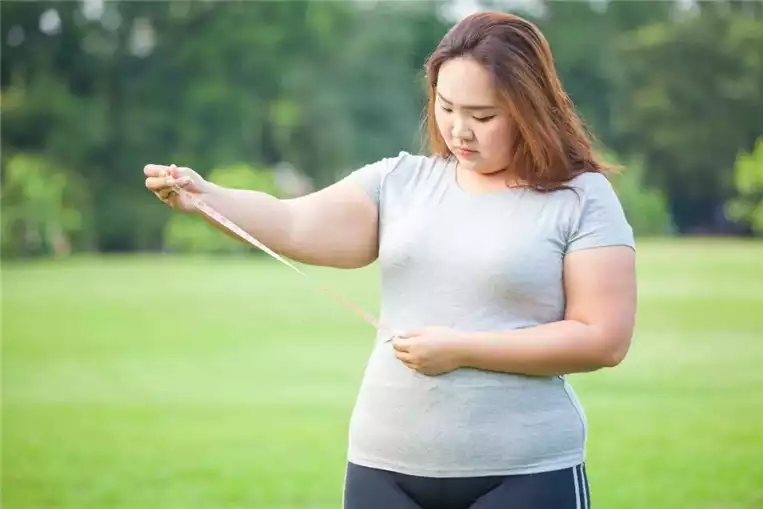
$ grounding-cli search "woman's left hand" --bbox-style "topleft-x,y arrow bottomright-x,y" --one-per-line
392,326 -> 465,376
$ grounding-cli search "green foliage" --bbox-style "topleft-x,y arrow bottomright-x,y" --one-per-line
3,0 -> 763,255
527,0 -> 675,146
725,137 -> 763,234
611,6 -> 763,232
601,150 -> 676,236
162,163 -> 282,254
1,153 -> 89,258
1,0 -> 450,252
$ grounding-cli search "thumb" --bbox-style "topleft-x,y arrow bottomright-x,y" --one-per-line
167,166 -> 203,193
392,338 -> 411,352
397,329 -> 422,339
168,164 -> 195,181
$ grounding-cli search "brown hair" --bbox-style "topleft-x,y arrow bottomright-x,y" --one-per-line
423,11 -> 617,192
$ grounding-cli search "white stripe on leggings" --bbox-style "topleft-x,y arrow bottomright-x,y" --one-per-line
572,465 -> 582,509
581,464 -> 590,509
574,464 -> 590,509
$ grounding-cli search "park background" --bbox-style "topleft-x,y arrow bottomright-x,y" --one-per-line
2,0 -> 762,508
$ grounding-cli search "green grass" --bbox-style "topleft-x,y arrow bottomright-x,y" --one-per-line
3,238 -> 763,509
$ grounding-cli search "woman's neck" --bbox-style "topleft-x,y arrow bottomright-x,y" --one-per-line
455,163 -> 525,194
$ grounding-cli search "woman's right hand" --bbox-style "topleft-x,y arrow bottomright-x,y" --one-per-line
144,164 -> 211,213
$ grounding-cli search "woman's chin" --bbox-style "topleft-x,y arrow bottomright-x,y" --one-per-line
460,160 -> 503,176
454,154 -> 481,169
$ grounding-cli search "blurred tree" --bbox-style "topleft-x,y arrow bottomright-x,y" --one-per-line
323,0 -> 451,181
1,0 -> 449,254
601,151 -> 676,237
524,0 -> 675,146
725,137 -> 763,235
3,0 -> 762,255
1,153 -> 89,257
611,5 -> 763,233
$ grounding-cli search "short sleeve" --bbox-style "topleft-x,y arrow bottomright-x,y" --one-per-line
341,152 -> 407,206
566,173 -> 636,254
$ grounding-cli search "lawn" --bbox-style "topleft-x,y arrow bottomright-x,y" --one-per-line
3,239 -> 762,509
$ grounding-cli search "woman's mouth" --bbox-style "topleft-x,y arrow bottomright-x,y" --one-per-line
455,147 -> 477,157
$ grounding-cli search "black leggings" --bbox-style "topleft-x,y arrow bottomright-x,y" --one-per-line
343,462 -> 590,509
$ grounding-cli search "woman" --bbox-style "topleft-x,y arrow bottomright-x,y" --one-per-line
144,11 -> 636,509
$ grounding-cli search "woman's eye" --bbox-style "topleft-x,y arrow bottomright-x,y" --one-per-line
439,104 -> 453,113
474,115 -> 495,123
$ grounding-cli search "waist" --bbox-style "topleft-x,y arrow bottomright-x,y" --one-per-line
347,349 -> 587,476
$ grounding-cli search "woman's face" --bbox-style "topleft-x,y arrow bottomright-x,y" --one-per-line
434,56 -> 514,177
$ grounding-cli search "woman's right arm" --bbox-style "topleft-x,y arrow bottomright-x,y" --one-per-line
144,164 -> 379,269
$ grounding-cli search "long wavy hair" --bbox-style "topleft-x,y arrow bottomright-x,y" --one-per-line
423,12 -> 617,192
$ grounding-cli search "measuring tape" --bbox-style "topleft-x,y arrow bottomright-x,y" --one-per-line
170,182 -> 396,342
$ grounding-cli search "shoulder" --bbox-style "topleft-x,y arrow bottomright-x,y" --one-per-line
383,151 -> 448,184
346,151 -> 443,179
342,151 -> 448,203
374,150 -> 445,176
563,171 -> 635,253
558,171 -> 624,212
567,171 -> 618,196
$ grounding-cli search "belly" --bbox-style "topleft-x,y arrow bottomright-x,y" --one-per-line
347,341 -> 587,476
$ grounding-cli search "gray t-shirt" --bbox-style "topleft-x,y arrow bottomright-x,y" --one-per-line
343,151 -> 635,477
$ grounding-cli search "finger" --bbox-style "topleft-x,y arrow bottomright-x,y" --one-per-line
153,187 -> 177,203
401,361 -> 417,371
392,340 -> 409,352
144,164 -> 172,178
166,176 -> 192,188
168,164 -> 182,179
169,165 -> 195,179
145,176 -> 171,191
396,353 -> 416,370
395,350 -> 414,363
397,329 -> 421,339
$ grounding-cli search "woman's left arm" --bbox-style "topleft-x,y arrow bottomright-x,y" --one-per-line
393,245 -> 636,377
393,174 -> 637,377
455,244 -> 637,376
